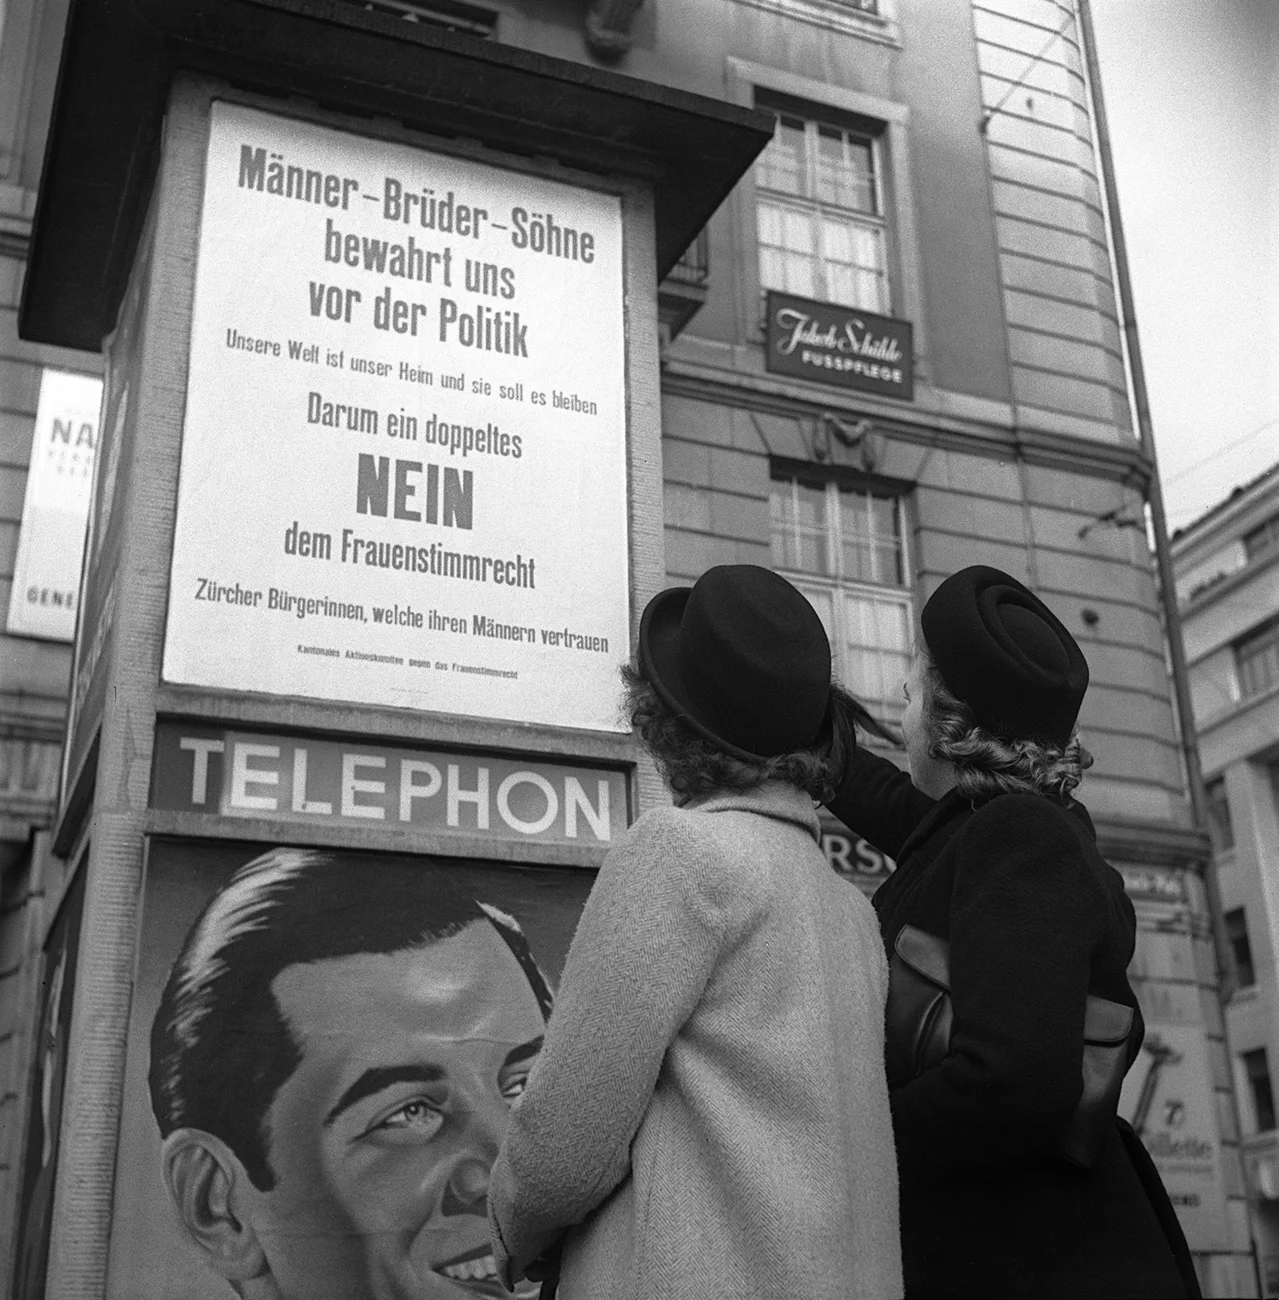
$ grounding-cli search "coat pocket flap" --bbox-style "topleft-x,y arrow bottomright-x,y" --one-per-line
1083,994 -> 1133,1045
894,924 -> 951,990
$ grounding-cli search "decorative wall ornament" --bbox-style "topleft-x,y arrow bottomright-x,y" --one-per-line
816,412 -> 880,473
585,0 -> 646,59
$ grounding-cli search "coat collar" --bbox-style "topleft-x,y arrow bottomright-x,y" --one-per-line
1067,797 -> 1097,840
680,782 -> 823,845
895,787 -> 1098,866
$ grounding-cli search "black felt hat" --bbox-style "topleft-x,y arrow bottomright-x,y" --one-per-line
637,565 -> 833,762
920,565 -> 1089,747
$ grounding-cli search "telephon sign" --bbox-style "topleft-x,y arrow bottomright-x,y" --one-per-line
150,722 -> 628,848
764,290 -> 913,401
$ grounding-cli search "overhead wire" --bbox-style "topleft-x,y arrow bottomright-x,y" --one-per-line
1162,416 -> 1279,486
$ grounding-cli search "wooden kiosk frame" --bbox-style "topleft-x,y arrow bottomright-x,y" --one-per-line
19,5 -> 770,1295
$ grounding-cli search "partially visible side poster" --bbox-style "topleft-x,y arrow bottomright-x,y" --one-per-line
11,863 -> 87,1300
164,103 -> 630,732
6,370 -> 102,640
1119,1020 -> 1229,1250
106,839 -> 593,1300
62,199 -> 154,803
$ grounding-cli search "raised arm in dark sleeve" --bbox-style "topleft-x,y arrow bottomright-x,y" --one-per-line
825,745 -> 935,860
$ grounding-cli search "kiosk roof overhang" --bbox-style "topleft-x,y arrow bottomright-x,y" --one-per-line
22,0 -> 773,350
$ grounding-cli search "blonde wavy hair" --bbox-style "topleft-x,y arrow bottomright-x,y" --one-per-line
922,651 -> 1092,805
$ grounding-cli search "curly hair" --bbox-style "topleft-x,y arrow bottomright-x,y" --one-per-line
621,663 -> 892,803
922,653 -> 1092,805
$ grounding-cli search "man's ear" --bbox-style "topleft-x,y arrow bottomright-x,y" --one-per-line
161,1128 -> 271,1285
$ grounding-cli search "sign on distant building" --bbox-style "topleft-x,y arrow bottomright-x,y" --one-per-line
163,103 -> 630,731
764,289 -> 913,401
1119,863 -> 1188,905
820,824 -> 895,898
6,370 -> 101,640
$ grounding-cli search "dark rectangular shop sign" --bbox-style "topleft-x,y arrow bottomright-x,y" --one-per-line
151,722 -> 629,847
764,290 -> 914,401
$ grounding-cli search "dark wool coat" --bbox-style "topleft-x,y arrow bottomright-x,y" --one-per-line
828,747 -> 1191,1300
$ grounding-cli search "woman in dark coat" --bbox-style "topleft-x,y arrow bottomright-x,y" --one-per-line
828,565 -> 1197,1299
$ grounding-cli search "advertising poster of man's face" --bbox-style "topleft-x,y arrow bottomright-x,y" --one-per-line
105,840 -> 592,1300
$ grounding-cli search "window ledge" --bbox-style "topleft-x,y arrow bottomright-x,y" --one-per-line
1183,542 -> 1279,618
1196,676 -> 1279,741
1239,677 -> 1279,712
727,0 -> 900,46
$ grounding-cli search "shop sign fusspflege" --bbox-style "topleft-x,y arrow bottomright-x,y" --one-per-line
764,289 -> 913,401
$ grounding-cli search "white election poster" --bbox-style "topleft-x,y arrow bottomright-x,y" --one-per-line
7,370 -> 102,640
164,102 -> 630,731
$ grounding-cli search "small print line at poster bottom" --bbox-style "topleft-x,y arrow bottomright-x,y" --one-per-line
297,645 -> 521,680
184,576 -> 615,674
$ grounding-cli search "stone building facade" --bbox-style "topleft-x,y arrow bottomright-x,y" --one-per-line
0,0 -> 101,1278
1175,463 -> 1279,1296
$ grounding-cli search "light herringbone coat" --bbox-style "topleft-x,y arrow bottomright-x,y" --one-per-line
488,782 -> 902,1300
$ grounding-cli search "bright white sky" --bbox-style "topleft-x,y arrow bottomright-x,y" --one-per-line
1089,0 -> 1279,533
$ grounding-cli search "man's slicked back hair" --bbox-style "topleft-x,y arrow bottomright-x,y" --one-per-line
148,847 -> 552,1190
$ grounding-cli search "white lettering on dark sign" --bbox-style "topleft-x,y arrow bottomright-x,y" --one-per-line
157,724 -> 626,846
822,832 -> 894,895
764,290 -> 914,400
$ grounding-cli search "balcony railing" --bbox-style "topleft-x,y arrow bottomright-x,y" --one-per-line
332,0 -> 497,37
0,735 -> 62,837
665,228 -> 710,288
657,229 -> 711,342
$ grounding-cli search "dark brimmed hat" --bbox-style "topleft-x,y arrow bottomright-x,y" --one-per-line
637,565 -> 833,762
920,565 -> 1088,747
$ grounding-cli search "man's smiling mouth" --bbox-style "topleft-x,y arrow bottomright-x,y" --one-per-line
435,1244 -> 499,1284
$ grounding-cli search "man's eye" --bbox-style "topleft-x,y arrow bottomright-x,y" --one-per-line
499,1071 -> 531,1104
371,1098 -> 444,1138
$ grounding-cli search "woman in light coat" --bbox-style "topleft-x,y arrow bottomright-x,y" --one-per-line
488,564 -> 902,1300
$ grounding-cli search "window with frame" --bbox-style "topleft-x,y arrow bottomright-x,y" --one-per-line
1244,1048 -> 1277,1133
1236,618 -> 1279,700
1226,907 -> 1256,988
1244,513 -> 1279,563
754,93 -> 891,314
1205,776 -> 1235,853
769,469 -> 911,725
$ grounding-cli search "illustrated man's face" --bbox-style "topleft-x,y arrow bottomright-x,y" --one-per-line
239,920 -> 544,1300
